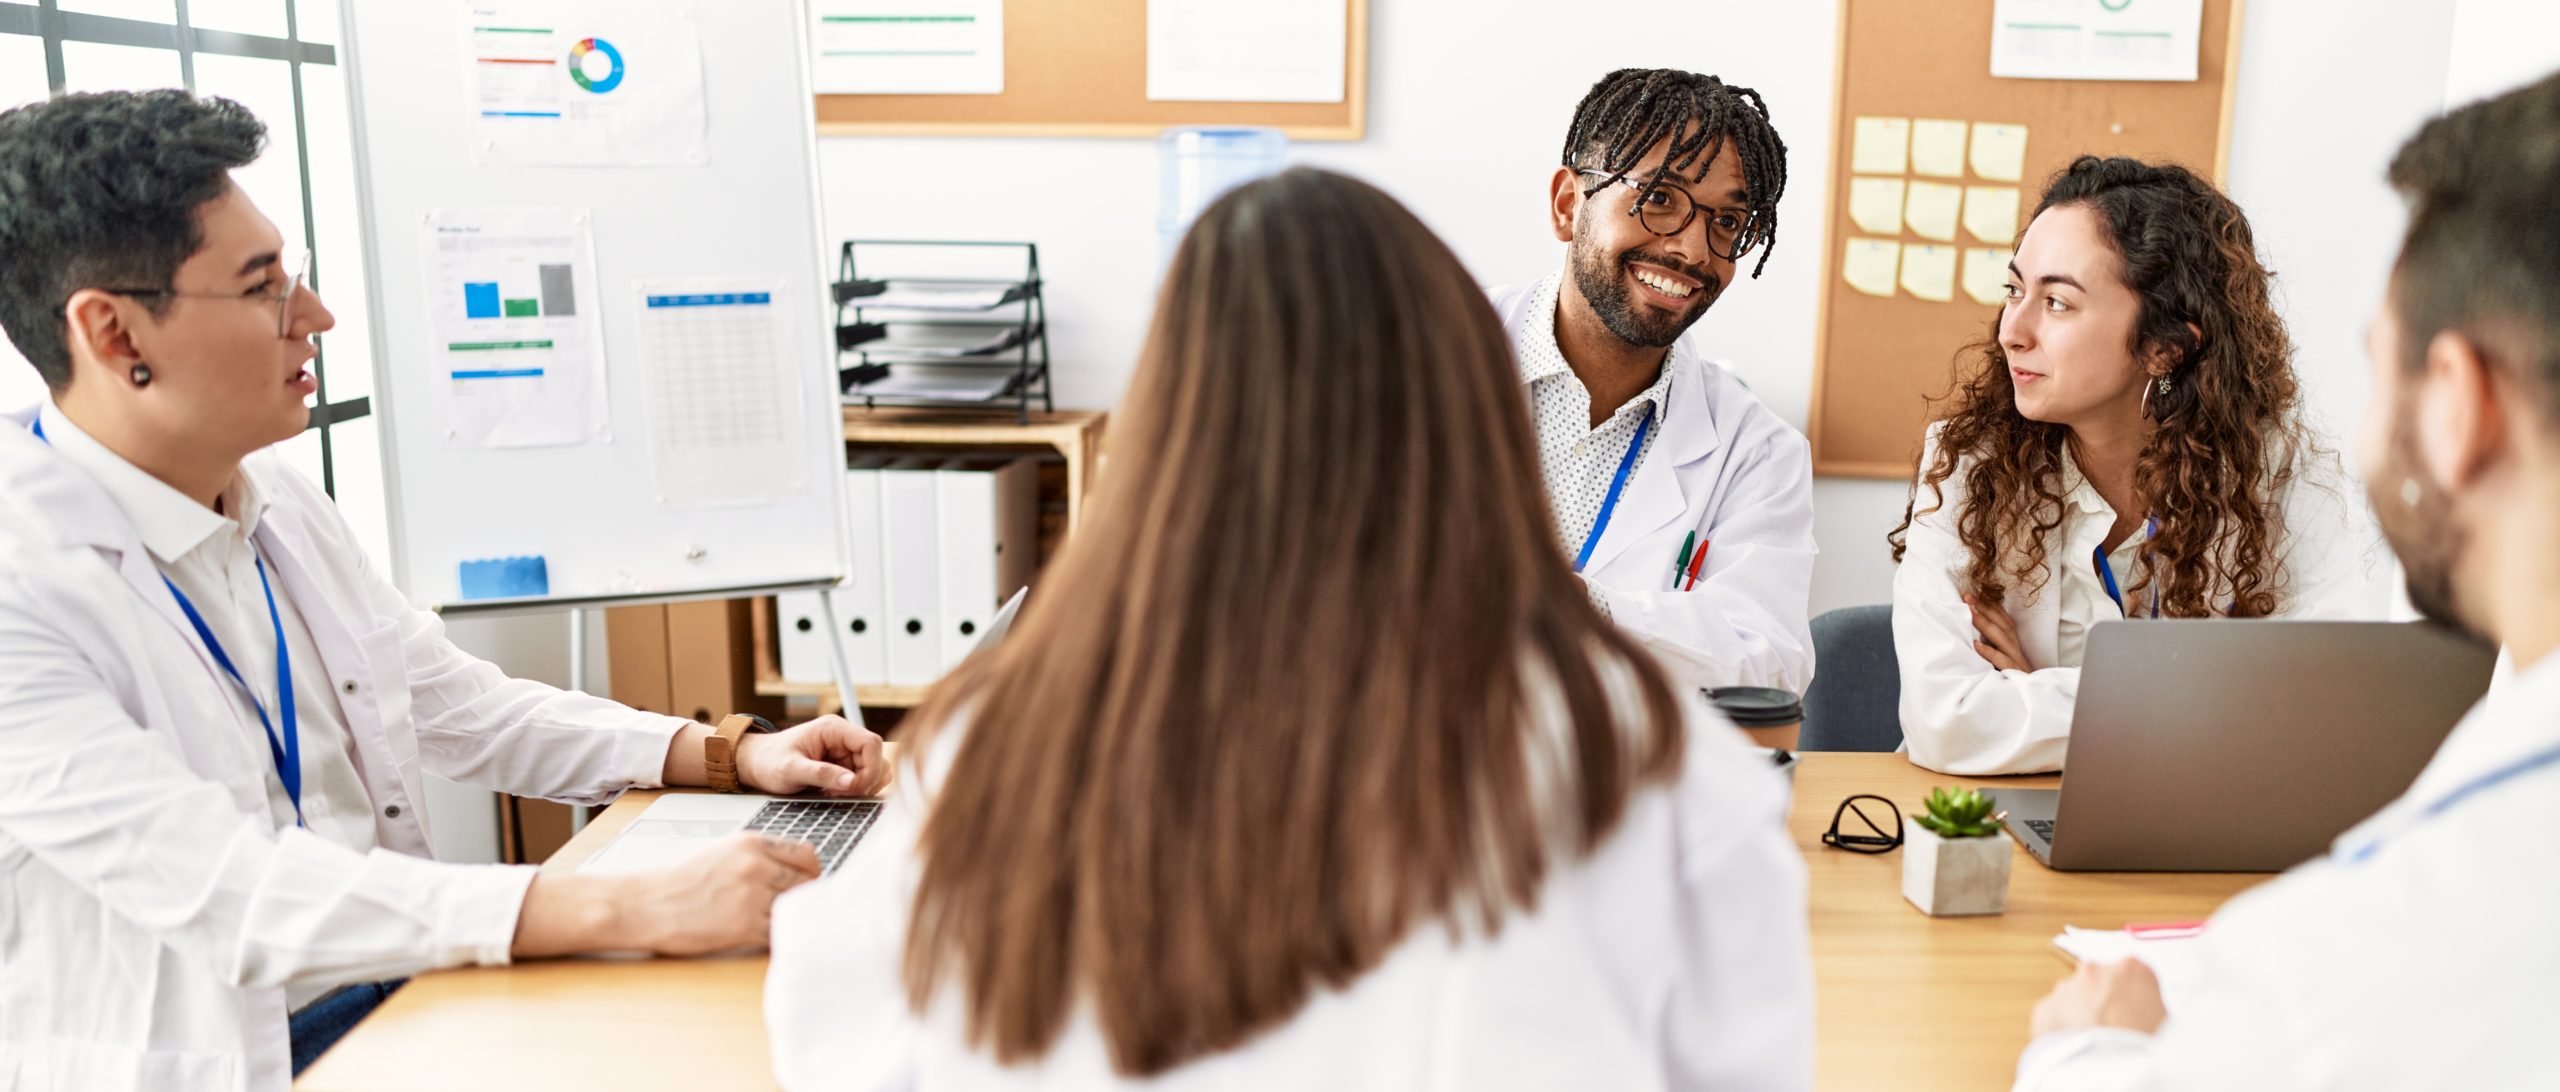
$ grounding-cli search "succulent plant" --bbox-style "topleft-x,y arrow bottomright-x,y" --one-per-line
1913,786 -> 2004,839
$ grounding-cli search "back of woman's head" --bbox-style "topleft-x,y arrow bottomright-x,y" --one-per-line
899,167 -> 1684,1076
1890,155 -> 2308,617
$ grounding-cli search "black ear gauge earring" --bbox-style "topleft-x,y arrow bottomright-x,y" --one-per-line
129,363 -> 152,387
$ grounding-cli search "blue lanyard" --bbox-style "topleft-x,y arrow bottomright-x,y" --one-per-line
1573,405 -> 1654,573
2093,516 -> 2160,618
30,414 -> 304,826
2338,740 -> 2560,865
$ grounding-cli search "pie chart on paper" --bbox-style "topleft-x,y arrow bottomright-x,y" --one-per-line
568,37 -> 624,93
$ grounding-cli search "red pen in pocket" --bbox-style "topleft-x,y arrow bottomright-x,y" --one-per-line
1681,539 -> 1709,590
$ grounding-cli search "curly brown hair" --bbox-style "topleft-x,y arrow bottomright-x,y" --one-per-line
1886,156 -> 2312,618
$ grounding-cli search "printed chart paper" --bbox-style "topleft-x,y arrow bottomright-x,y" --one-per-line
463,0 -> 708,166
810,0 -> 1003,94
420,208 -> 610,448
637,282 -> 808,509
1990,0 -> 2203,82
1147,0 -> 1347,103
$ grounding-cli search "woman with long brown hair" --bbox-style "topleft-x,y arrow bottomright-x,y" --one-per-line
764,167 -> 1811,1089
1888,156 -> 2368,776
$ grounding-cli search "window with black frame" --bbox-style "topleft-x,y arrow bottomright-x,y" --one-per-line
0,0 -> 389,561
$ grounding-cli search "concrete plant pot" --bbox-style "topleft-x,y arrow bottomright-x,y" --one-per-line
1902,824 -> 2011,917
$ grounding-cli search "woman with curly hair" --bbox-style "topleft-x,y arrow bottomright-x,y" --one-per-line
1887,156 -> 2369,775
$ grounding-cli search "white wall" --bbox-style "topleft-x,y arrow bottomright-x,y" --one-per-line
2445,0 -> 2560,106
817,0 -> 2478,619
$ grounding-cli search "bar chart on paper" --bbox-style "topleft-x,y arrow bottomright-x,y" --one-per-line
421,207 -> 611,448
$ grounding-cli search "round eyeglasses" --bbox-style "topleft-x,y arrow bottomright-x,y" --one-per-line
90,248 -> 312,339
1576,169 -> 1767,262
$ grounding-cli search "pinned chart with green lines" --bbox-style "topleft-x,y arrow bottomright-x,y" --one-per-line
808,0 -> 1004,94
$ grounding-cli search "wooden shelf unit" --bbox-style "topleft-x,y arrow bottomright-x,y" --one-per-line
746,408 -> 1107,714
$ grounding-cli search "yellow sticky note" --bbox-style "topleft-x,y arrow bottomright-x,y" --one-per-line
1911,119 -> 1968,178
1970,122 -> 2028,183
1901,243 -> 1957,302
1849,177 -> 1907,235
1962,247 -> 2013,306
1963,185 -> 2022,245
1843,237 -> 1901,298
1852,116 -> 1911,175
1903,180 -> 1962,243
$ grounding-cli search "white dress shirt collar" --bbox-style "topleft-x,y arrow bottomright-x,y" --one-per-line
37,400 -> 264,563
1516,270 -> 1678,430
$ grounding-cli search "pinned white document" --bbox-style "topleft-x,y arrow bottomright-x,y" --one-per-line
1991,0 -> 2203,82
1963,185 -> 2023,245
1970,122 -> 2029,183
1851,116 -> 1911,175
636,280 -> 807,509
809,0 -> 1004,95
1843,238 -> 1901,298
1901,243 -> 1958,303
1904,181 -> 1963,243
1911,119 -> 1969,178
1849,177 -> 1908,236
1148,0 -> 1347,103
462,0 -> 708,166
1962,247 -> 2013,306
420,207 -> 610,449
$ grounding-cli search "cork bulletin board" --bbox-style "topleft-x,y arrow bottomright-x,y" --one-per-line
813,0 -> 1369,140
1806,0 -> 2246,478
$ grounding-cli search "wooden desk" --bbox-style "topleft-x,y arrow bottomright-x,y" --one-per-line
300,753 -> 2264,1091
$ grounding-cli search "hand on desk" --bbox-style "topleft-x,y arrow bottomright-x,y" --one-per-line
513,833 -> 823,959
738,714 -> 892,797
2031,958 -> 2167,1037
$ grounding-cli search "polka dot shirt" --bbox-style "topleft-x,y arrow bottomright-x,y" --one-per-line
1514,272 -> 1676,594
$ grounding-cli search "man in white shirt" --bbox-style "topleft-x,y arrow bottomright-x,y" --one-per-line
1489,68 -> 1817,694
2016,70 -> 2560,1089
0,91 -> 889,1089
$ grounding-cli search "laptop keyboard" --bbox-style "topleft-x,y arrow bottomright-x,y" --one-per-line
2024,818 -> 2058,841
743,799 -> 883,876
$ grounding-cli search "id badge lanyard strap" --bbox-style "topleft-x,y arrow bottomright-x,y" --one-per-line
31,415 -> 304,826
1573,406 -> 1655,574
2094,516 -> 2161,618
2337,741 -> 2560,865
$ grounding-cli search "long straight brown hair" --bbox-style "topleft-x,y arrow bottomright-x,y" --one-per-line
897,167 -> 1686,1076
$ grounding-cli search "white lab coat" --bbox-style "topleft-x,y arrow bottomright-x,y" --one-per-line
1489,278 -> 1819,695
2012,650 -> 2560,1090
0,406 -> 686,1091
765,665 -> 1814,1091
1893,424 -> 2373,774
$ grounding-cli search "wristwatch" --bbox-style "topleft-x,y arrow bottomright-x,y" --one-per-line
704,713 -> 778,793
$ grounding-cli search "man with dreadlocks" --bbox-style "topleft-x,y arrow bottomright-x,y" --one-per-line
1487,67 -> 1816,695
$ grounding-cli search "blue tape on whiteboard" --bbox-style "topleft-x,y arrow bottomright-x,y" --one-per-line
458,556 -> 550,601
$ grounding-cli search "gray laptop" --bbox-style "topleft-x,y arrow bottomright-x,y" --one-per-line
581,587 -> 1029,877
1996,620 -> 2494,873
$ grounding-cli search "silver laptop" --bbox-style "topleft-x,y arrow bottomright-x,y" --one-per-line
581,588 -> 1030,876
1996,620 -> 2493,873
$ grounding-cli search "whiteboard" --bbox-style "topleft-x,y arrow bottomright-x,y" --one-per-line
340,0 -> 844,611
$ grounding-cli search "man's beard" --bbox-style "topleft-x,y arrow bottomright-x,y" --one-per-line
2366,408 -> 2478,638
1569,232 -> 1722,349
